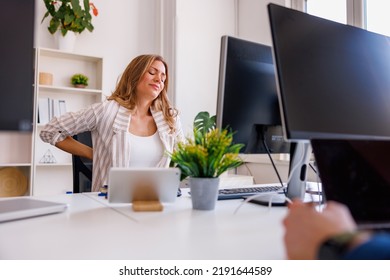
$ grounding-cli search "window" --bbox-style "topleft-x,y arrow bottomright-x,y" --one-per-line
305,0 -> 347,24
365,0 -> 390,36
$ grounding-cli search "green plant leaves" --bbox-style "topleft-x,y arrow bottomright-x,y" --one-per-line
64,14 -> 75,26
170,111 -> 244,179
71,0 -> 82,17
193,111 -> 216,136
71,74 -> 89,86
41,0 -> 96,35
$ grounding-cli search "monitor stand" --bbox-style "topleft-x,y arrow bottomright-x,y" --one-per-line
248,141 -> 312,207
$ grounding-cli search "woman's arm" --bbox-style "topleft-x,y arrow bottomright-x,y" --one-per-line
55,136 -> 93,160
40,101 -> 105,146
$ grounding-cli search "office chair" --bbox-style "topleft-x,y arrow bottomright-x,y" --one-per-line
72,131 -> 93,193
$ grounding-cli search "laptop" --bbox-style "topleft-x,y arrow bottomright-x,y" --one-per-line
108,167 -> 181,204
0,197 -> 68,223
311,139 -> 390,230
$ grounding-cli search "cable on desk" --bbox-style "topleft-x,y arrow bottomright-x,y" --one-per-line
233,191 -> 291,215
309,161 -> 317,174
314,165 -> 325,212
262,136 -> 284,189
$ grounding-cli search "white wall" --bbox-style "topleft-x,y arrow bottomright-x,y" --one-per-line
173,0 -> 290,136
237,0 -> 290,45
175,0 -> 237,135
35,0 -> 159,96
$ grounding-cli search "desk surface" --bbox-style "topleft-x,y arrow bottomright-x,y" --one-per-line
0,190 -> 288,260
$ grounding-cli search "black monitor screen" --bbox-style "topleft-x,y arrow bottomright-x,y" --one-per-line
268,4 -> 390,141
0,0 -> 35,131
216,36 -> 289,154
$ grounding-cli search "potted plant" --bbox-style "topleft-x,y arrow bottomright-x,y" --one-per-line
41,0 -> 98,36
71,73 -> 89,88
170,112 -> 244,210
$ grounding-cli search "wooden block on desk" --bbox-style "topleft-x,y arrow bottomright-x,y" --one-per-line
132,200 -> 163,212
131,181 -> 163,211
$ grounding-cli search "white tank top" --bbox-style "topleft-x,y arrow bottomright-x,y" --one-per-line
128,131 -> 164,167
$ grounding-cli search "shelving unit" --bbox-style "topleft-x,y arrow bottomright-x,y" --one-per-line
31,47 -> 104,196
0,131 -> 33,197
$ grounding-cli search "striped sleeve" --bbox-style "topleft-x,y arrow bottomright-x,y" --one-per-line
39,102 -> 104,145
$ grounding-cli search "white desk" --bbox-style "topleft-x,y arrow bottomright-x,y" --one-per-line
0,190 -> 288,260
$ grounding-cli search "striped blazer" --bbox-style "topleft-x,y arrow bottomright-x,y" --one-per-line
40,100 -> 185,192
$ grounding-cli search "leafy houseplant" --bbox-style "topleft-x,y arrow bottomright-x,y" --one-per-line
170,112 -> 244,210
71,73 -> 89,88
171,111 -> 244,179
41,0 -> 98,36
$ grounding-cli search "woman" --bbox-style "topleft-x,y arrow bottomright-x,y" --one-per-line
40,54 -> 184,192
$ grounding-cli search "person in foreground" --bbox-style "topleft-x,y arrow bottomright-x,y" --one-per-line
283,199 -> 390,259
40,54 -> 184,192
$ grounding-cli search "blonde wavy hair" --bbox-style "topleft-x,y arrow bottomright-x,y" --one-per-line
108,54 -> 178,133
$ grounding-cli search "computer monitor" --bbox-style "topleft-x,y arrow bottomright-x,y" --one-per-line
216,35 -> 289,154
268,4 -> 390,141
216,36 -> 311,204
268,4 -> 390,222
0,0 -> 35,131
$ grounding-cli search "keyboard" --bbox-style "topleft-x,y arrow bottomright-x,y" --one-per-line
218,185 -> 285,200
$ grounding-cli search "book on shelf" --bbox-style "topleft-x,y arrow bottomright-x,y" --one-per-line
58,100 -> 67,116
38,97 -> 50,124
38,98 -> 67,124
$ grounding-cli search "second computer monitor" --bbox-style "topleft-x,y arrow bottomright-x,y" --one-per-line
216,35 -> 289,154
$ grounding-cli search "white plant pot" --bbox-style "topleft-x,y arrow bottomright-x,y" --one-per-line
55,32 -> 77,52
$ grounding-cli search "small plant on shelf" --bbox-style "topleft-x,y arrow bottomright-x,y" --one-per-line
71,73 -> 89,88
